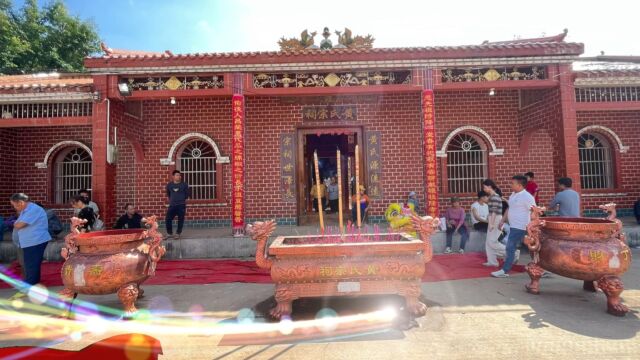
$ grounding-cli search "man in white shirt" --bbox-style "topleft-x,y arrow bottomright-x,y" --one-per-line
492,175 -> 536,278
470,191 -> 489,232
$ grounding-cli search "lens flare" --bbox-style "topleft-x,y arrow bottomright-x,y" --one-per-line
278,317 -> 294,335
316,308 -> 338,332
237,308 -> 255,325
27,284 -> 49,305
70,331 -> 83,342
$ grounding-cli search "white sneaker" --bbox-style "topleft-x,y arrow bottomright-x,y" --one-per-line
513,250 -> 521,264
491,269 -> 509,278
444,247 -> 452,254
458,249 -> 465,254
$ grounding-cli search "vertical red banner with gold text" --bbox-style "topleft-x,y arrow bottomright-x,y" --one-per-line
422,89 -> 439,217
232,94 -> 245,235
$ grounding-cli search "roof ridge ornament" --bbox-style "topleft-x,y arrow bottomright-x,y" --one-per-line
278,27 -> 374,51
481,28 -> 568,45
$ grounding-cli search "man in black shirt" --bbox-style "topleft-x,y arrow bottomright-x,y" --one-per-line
165,170 -> 190,239
114,204 -> 143,229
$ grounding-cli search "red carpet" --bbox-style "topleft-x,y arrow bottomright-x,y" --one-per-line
1,252 -> 524,289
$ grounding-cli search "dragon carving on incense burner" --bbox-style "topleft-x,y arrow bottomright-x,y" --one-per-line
247,220 -> 277,270
61,217 -> 86,260
410,215 -> 439,262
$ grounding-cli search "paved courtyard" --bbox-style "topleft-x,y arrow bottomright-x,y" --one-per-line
0,249 -> 639,359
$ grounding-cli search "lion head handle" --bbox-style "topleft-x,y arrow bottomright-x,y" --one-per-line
247,220 -> 277,270
61,217 -> 87,260
600,203 -> 625,243
410,215 -> 439,263
524,206 -> 546,263
143,216 -> 165,276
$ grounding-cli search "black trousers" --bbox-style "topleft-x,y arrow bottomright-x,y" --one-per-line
166,204 -> 186,235
473,222 -> 488,232
23,241 -> 48,285
312,197 -> 326,211
328,199 -> 339,212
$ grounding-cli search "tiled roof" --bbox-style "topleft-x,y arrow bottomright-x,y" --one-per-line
100,42 -> 173,57
481,29 -> 568,45
0,73 -> 93,90
85,31 -> 583,69
575,69 -> 640,78
90,42 -> 583,61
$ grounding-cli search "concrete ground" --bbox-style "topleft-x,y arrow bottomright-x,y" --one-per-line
0,250 -> 639,359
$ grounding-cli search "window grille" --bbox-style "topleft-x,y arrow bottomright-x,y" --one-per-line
579,133 -> 613,189
54,147 -> 92,204
446,134 -> 487,194
575,87 -> 640,103
0,102 -> 92,119
178,141 -> 216,200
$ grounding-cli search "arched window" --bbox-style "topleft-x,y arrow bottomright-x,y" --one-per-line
446,133 -> 487,194
178,140 -> 216,200
579,133 -> 613,189
54,147 -> 92,204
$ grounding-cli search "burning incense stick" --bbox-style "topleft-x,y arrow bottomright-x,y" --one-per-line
337,148 -> 344,233
313,151 -> 324,232
355,144 -> 361,227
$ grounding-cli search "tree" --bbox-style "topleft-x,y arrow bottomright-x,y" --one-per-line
0,0 -> 100,75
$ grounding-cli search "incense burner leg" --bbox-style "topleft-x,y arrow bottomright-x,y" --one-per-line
525,262 -> 544,295
400,282 -> 427,317
583,280 -> 597,292
597,275 -> 628,317
137,285 -> 145,299
271,285 -> 297,320
117,283 -> 139,317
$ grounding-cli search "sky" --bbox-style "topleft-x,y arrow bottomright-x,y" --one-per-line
13,0 -> 640,56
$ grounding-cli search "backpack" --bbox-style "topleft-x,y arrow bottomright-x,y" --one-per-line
46,210 -> 63,236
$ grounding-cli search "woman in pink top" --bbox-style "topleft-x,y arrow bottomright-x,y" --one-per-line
445,197 -> 469,254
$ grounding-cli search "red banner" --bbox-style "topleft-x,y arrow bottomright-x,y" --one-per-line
232,94 -> 245,235
422,89 -> 439,217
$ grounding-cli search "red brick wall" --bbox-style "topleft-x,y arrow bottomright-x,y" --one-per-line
577,110 -> 640,211
0,129 -> 17,216
433,90 -> 559,211
245,94 -> 425,219
115,137 -> 136,217
110,100 -> 145,224
433,89 -> 571,212
135,98 -> 232,221
13,126 -> 92,222
516,88 -> 563,206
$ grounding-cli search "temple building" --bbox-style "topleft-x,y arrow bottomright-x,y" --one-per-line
1,29 -> 639,233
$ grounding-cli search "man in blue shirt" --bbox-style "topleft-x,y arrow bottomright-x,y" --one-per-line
549,177 -> 580,217
10,193 -> 51,298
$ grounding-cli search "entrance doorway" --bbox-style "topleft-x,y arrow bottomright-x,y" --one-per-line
296,127 -> 364,226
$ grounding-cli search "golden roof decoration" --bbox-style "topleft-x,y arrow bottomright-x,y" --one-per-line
278,27 -> 374,51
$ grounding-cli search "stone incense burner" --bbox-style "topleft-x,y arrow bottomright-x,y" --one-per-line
248,215 -> 439,319
59,216 -> 166,316
524,204 -> 632,316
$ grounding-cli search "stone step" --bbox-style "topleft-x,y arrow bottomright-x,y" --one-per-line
2,228 -> 639,263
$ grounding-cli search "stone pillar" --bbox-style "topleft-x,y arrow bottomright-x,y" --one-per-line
557,64 -> 582,194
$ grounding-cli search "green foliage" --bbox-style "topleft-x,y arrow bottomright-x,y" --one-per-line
0,0 -> 101,75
